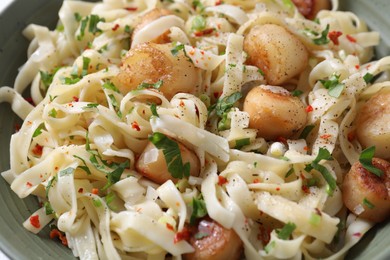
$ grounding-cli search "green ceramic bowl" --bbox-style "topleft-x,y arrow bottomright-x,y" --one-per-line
0,1 -> 389,259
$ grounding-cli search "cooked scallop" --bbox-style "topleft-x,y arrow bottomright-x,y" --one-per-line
135,140 -> 200,184
243,85 -> 307,140
342,158 -> 390,223
355,89 -> 390,160
112,42 -> 202,100
243,24 -> 309,86
184,218 -> 243,260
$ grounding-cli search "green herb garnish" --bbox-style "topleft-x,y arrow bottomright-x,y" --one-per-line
190,196 -> 207,225
276,222 -> 296,240
319,73 -> 344,98
359,146 -> 383,177
148,132 -> 190,179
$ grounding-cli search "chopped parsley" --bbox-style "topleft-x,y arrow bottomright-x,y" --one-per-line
299,124 -> 315,139
362,198 -> 375,209
44,201 -> 55,215
102,81 -> 120,93
46,175 -> 57,198
83,103 -> 99,109
313,24 -> 330,45
264,241 -> 275,254
48,108 -> 57,118
305,148 -> 337,196
148,132 -> 190,179
291,90 -> 303,97
108,94 -> 122,118
150,103 -> 159,117
59,167 -> 75,177
319,73 -> 345,98
210,91 -> 242,117
84,132 -> 130,189
32,122 -> 46,138
363,72 -> 374,84
73,155 -> 92,175
309,212 -> 322,225
192,15 -> 206,31
234,138 -> 250,149
285,167 -> 294,178
276,222 -> 296,240
359,146 -> 383,177
137,80 -> 163,90
190,196 -> 208,225
81,56 -> 91,77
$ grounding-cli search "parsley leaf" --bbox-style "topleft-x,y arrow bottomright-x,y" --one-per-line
363,73 -> 374,84
234,138 -> 250,149
81,56 -> 91,77
137,80 -> 163,90
319,74 -> 344,98
190,196 -> 207,225
359,146 -> 383,177
211,91 -> 242,117
46,176 -> 57,198
192,15 -> 206,31
305,148 -> 337,195
102,160 -> 129,190
150,103 -> 159,117
32,122 -> 46,138
313,24 -> 330,45
59,167 -> 75,177
73,155 -> 92,175
102,81 -> 120,93
149,132 -> 190,179
363,197 -> 375,209
299,124 -> 315,139
44,201 -> 55,215
108,94 -> 122,118
276,222 -> 296,240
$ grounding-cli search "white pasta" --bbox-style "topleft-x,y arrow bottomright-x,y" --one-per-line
1,0 -> 389,259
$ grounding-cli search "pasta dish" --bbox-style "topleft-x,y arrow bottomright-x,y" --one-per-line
0,0 -> 389,259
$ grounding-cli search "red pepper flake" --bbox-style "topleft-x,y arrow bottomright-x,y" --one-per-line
112,24 -> 120,31
30,215 -> 41,229
302,185 -> 310,194
25,97 -> 36,106
131,121 -> 141,131
50,229 -> 68,246
305,105 -> 313,113
14,124 -> 21,132
320,134 -> 332,139
179,100 -> 185,107
328,31 -> 342,45
213,92 -> 221,99
303,146 -> 309,151
253,179 -> 260,183
91,188 -> 99,195
78,188 -> 84,193
73,96 -> 79,102
346,35 -> 357,43
353,232 -> 362,237
347,131 -> 356,142
215,0 -> 223,5
125,7 -> 138,11
174,228 -> 191,243
166,223 -> 174,231
275,187 -> 280,191
276,136 -> 287,145
218,175 -> 228,186
26,182 -> 33,188
355,64 -> 360,70
194,28 -> 215,37
32,144 -> 43,156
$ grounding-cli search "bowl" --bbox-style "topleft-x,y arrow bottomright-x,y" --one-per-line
0,0 -> 389,259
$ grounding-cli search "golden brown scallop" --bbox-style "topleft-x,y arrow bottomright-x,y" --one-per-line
355,89 -> 390,160
243,85 -> 307,140
112,42 -> 202,100
243,24 -> 309,86
183,218 -> 243,260
342,158 -> 390,223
